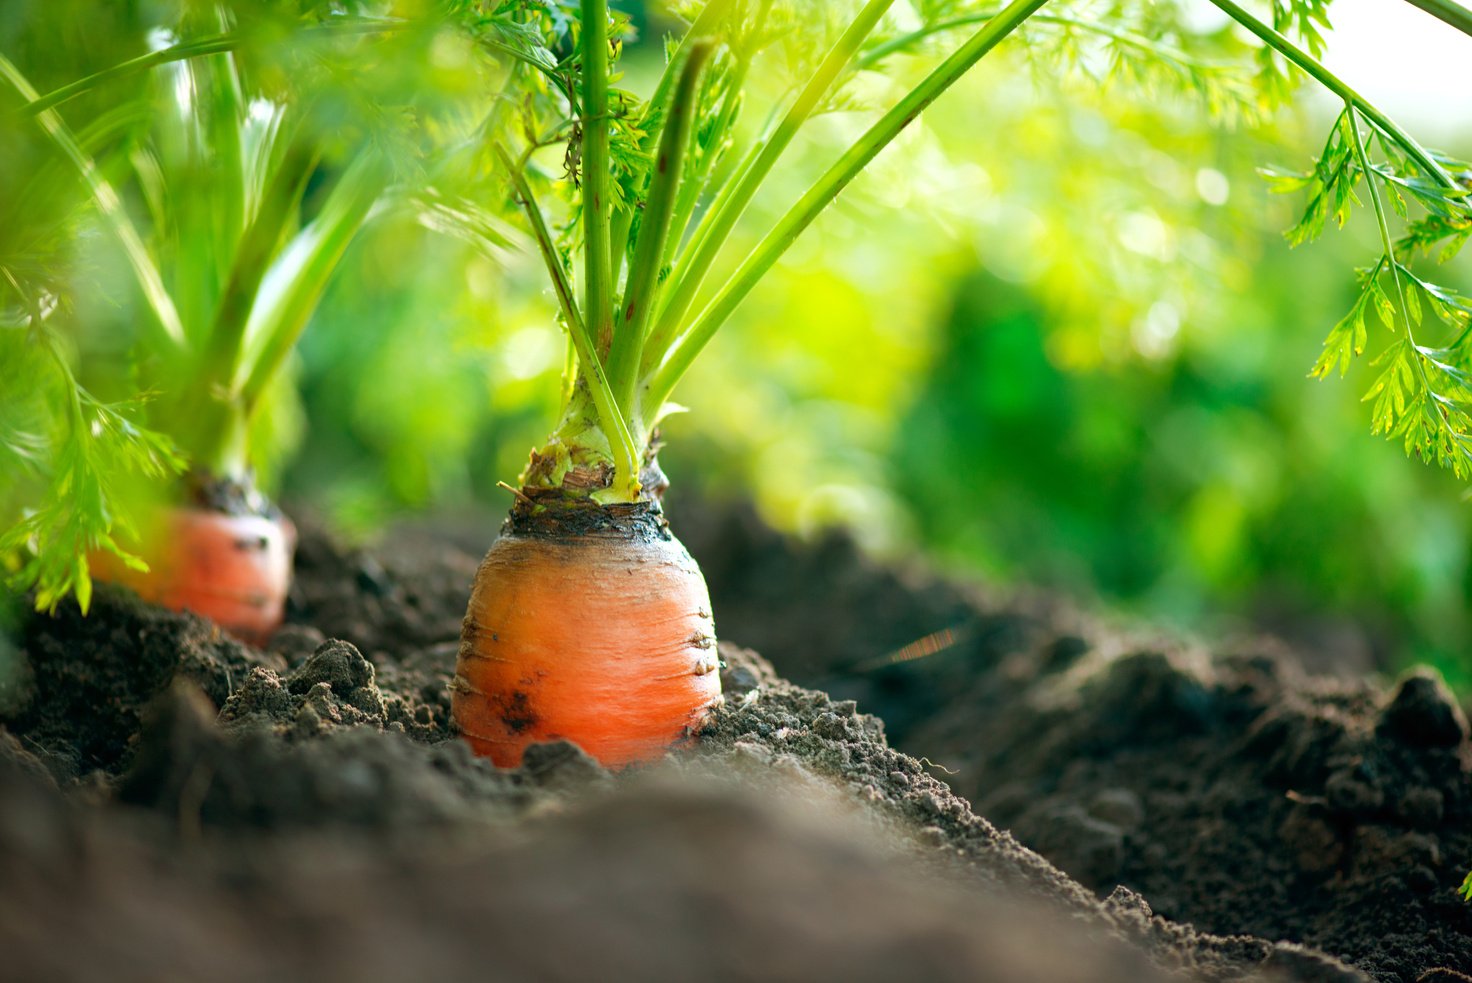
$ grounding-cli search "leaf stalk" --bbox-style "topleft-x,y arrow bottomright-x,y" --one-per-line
605,43 -> 713,417
580,0 -> 614,358
645,0 -> 1049,408
645,0 -> 898,372
1208,0 -> 1461,191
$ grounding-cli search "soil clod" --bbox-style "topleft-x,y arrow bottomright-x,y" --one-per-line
1377,669 -> 1468,749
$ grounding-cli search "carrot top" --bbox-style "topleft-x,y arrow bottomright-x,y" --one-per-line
462,0 -> 1472,510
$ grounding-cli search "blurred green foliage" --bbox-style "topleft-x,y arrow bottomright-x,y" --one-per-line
1,0 -> 506,605
5,1 -> 1471,677
285,14 -> 1472,677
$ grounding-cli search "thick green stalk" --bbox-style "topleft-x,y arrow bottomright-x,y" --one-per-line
1401,0 -> 1472,39
581,0 -> 614,357
18,19 -> 403,117
1209,0 -> 1460,190
659,32 -> 755,275
495,145 -> 641,500
645,0 -> 1049,408
174,396 -> 252,478
659,0 -> 774,270
0,55 -> 186,350
644,0 -> 896,373
605,43 -> 712,415
638,0 -> 739,152
607,0 -> 737,289
235,154 -> 384,413
194,133 -> 315,409
202,6 -> 246,253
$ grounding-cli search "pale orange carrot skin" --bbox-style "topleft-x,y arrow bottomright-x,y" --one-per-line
91,508 -> 295,645
453,525 -> 722,768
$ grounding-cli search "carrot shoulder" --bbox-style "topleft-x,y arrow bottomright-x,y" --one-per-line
91,507 -> 294,645
453,510 -> 722,768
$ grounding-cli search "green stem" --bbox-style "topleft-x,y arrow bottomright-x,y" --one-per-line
864,10 -> 1223,71
196,136 -> 316,404
638,0 -> 738,151
1209,0 -> 1461,191
497,144 -> 641,499
1348,113 -> 1417,350
645,0 -> 1048,408
176,399 -> 251,478
605,44 -> 712,415
494,143 -> 588,351
1346,105 -> 1452,443
18,19 -> 404,118
235,155 -> 384,414
857,11 -> 999,67
645,0 -> 896,373
1400,0 -> 1472,39
203,19 -> 247,262
581,0 -> 614,358
648,0 -> 757,281
660,14 -> 761,276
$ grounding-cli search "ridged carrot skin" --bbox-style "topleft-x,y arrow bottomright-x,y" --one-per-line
453,508 -> 722,768
91,507 -> 295,645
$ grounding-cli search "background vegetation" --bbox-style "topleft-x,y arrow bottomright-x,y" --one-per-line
5,0 -> 1471,681
286,4 -> 1472,681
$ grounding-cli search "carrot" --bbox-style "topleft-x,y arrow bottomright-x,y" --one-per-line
452,504 -> 722,768
90,505 -> 295,646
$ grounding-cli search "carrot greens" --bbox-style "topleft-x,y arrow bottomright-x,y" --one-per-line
4,0 -> 1472,607
0,5 -> 429,610
1222,0 -> 1472,476
451,0 -> 1469,512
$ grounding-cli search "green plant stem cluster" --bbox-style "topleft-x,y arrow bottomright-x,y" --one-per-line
517,0 -> 1054,503
4,0 -> 1472,610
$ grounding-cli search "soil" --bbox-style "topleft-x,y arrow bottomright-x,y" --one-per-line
0,495 -> 1465,981
673,496 -> 1472,983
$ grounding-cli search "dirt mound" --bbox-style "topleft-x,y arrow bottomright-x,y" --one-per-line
895,636 -> 1472,982
0,526 -> 1364,982
3,589 -> 278,782
0,745 -> 1204,983
657,497 -> 1472,981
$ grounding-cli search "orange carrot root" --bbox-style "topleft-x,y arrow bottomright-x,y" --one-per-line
91,507 -> 295,645
452,513 -> 723,768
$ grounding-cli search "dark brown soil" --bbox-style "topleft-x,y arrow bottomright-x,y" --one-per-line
670,496 -> 1472,983
905,642 -> 1472,983
0,498 -> 1452,982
